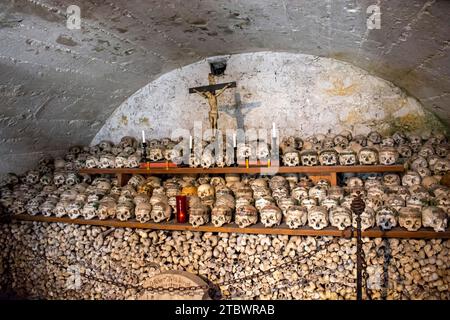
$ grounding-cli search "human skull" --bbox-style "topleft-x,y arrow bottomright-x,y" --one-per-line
419,144 -> 435,158
402,171 -> 421,186
201,151 -> 215,169
119,136 -> 137,148
358,147 -> 378,165
328,186 -> 344,201
116,201 -> 135,221
255,196 -> 276,212
397,145 -> 412,159
319,149 -> 338,166
260,204 -> 282,227
277,197 -> 296,216
257,142 -> 270,160
381,137 -> 395,148
301,198 -> 317,210
81,201 -> 98,220
308,186 -> 327,202
189,203 -> 209,227
384,194 -> 406,212
320,197 -> 339,210
113,153 -> 127,168
98,154 -> 115,169
352,207 -> 375,231
98,199 -> 117,220
329,206 -> 352,230
149,146 -> 164,162
285,206 -> 308,229
235,205 -> 258,228
339,150 -> 357,166
211,205 -> 232,227
392,131 -> 407,145
308,206 -> 329,230
383,173 -> 401,188
416,167 -> 432,178
67,201 -> 84,219
422,206 -> 447,232
189,152 -> 201,168
435,144 -> 449,158
149,201 -> 171,223
237,143 -> 252,160
135,202 -> 152,223
300,150 -> 318,166
398,207 -> 422,231
282,149 -> 300,167
375,206 -> 398,230
53,172 -> 66,187
367,131 -> 382,145
85,155 -> 99,168
432,158 -> 450,175
291,186 -> 309,202
366,186 -> 385,199
347,177 -> 364,188
197,184 -> 215,200
379,147 -> 399,165
333,134 -> 349,149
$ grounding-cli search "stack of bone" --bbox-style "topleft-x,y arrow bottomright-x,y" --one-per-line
0,223 -> 448,300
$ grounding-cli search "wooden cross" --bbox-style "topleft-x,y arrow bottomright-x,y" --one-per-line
189,73 -> 236,133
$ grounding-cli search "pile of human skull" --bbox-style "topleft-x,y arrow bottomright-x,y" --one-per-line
1,223 -> 448,300
1,164 -> 449,232
25,130 -> 449,170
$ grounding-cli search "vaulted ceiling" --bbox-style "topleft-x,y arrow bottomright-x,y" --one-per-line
0,0 -> 449,174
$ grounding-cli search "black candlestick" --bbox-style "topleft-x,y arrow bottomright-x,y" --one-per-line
141,141 -> 148,163
233,146 -> 238,167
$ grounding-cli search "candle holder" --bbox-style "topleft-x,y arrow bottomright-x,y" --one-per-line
141,141 -> 148,163
176,195 -> 188,223
233,147 -> 238,167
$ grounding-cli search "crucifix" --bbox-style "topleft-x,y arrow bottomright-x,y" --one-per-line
189,73 -> 236,134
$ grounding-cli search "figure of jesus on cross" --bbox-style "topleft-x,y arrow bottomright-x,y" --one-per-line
189,74 -> 236,134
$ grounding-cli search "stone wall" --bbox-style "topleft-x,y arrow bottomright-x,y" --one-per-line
93,52 -> 446,145
1,221 -> 448,300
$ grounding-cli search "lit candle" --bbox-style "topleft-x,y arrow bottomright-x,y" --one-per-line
272,122 -> 276,138
233,133 -> 237,147
189,135 -> 193,149
142,130 -> 145,143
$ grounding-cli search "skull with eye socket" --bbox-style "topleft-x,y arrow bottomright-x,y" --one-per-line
381,137 -> 395,148
435,144 -> 449,158
300,150 -> 318,166
432,158 -> 450,175
398,207 -> 422,231
358,147 -> 379,165
282,149 -> 300,167
422,206 -> 447,232
308,206 -> 329,230
260,204 -> 282,228
235,204 -> 258,228
329,206 -> 352,230
419,144 -> 435,158
333,134 -> 349,149
285,205 -> 308,229
367,131 -> 382,145
376,206 -> 398,230
319,149 -> 338,166
379,147 -> 399,165
339,150 -> 357,166
397,144 -> 412,159
211,205 -> 232,227
402,171 -> 421,187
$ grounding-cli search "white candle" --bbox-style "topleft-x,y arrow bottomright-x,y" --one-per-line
233,133 -> 236,147
272,122 -> 276,138
142,130 -> 145,143
189,135 -> 192,149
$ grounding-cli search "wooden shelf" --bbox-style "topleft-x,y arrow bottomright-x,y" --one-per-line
79,165 -> 405,175
10,214 -> 449,239
79,165 -> 405,186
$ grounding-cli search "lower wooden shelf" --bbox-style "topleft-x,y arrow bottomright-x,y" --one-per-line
10,214 -> 449,239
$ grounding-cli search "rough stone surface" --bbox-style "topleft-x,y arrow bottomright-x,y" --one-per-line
93,52 -> 445,144
0,0 -> 449,175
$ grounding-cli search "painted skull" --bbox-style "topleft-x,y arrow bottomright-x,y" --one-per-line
339,150 -> 357,166
277,197 -> 296,216
308,186 -> 327,202
99,154 -> 116,168
85,155 -> 99,168
397,145 -> 412,158
188,203 -> 209,227
329,206 -> 352,230
149,146 -> 165,162
67,201 -> 84,219
301,198 -> 317,210
235,205 -> 258,228
381,137 -> 395,148
285,205 -> 308,229
257,142 -> 270,160
98,199 -> 117,220
333,134 -> 349,149
375,206 -> 398,230
402,171 -> 421,186
308,206 -> 329,230
201,150 -> 216,169
255,196 -> 276,212
320,197 -> 338,210
367,131 -> 382,145
260,204 -> 282,228
282,149 -> 300,167
300,150 -> 319,166
379,147 -> 399,165
211,205 -> 232,227
399,207 -> 422,231
135,202 -> 152,223
291,186 -> 309,202
116,201 -> 135,221
82,201 -> 99,220
319,149 -> 338,166
353,134 -> 367,147
358,147 -> 378,165
422,206 -> 447,232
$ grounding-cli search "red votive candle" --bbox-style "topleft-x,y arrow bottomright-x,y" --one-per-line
176,195 -> 188,223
